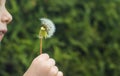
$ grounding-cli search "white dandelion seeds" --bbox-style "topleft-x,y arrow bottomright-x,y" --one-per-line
39,18 -> 56,38
38,18 -> 56,54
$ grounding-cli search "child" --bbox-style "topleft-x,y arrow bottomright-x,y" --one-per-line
0,0 -> 63,76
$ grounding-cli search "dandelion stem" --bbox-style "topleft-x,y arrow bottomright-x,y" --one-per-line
40,37 -> 43,54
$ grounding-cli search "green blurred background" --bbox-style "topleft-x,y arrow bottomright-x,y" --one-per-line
0,0 -> 120,76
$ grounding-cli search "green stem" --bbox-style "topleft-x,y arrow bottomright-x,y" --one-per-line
40,38 -> 43,54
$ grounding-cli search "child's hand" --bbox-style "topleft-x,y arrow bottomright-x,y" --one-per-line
23,53 -> 63,76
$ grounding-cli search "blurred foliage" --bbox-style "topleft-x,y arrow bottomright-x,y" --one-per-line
0,0 -> 120,76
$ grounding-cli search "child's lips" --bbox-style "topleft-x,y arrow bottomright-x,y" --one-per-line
0,30 -> 7,41
0,33 -> 4,41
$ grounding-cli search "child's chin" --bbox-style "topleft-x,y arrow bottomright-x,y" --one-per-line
0,40 -> 1,42
0,36 -> 3,41
0,38 -> 2,42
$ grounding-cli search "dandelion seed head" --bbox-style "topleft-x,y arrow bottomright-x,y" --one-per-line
39,18 -> 55,38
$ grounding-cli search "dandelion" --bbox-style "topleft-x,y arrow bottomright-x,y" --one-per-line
38,18 -> 55,54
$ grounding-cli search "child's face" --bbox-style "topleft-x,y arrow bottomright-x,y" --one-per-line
0,0 -> 12,41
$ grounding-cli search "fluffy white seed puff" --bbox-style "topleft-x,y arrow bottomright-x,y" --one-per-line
40,18 -> 56,38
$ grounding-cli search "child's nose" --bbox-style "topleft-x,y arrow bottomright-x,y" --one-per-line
1,10 -> 12,24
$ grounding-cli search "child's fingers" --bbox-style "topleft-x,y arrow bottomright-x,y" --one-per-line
56,71 -> 63,76
29,53 -> 63,76
48,66 -> 58,76
41,58 -> 56,72
32,53 -> 49,64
